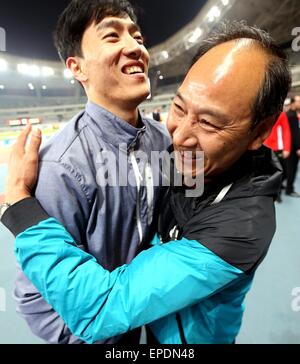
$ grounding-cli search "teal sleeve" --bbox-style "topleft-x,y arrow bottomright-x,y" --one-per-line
14,218 -> 244,344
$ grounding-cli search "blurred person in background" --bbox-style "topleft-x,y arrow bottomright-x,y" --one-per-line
152,108 -> 162,122
264,112 -> 291,202
283,98 -> 291,113
285,96 -> 300,197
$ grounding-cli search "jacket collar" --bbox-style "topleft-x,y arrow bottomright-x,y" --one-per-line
85,101 -> 146,151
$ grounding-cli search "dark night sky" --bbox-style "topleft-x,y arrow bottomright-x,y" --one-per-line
0,0 -> 206,61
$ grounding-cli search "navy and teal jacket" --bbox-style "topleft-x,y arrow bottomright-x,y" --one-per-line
2,147 -> 282,344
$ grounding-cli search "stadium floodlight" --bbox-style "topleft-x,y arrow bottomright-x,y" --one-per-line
41,66 -> 54,77
161,51 -> 169,60
188,27 -> 203,44
64,69 -> 73,79
207,6 -> 221,22
159,75 -> 164,80
30,65 -> 40,77
17,64 -> 27,74
0,85 -> 5,89
28,83 -> 35,90
70,79 -> 75,84
42,85 -> 47,90
221,0 -> 230,6
0,58 -> 8,72
18,64 -> 41,77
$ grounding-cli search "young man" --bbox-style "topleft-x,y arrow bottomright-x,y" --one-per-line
1,22 -> 291,343
8,0 -> 171,344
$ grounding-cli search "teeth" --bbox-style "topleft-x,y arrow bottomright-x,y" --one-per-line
179,151 -> 196,158
124,66 -> 143,75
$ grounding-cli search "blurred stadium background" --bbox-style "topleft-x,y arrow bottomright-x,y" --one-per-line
1,0 -> 300,343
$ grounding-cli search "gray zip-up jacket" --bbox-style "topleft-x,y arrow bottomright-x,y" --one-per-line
14,101 -> 171,344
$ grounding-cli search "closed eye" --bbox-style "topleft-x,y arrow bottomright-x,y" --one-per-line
174,103 -> 185,113
201,119 -> 212,126
134,35 -> 144,44
199,119 -> 220,130
104,32 -> 119,39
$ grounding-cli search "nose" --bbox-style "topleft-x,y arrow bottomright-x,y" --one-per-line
122,35 -> 143,59
171,120 -> 198,148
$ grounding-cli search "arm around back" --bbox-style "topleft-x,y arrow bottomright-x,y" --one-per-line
7,201 -> 244,344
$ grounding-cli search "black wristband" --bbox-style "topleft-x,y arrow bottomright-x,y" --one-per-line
1,197 -> 50,237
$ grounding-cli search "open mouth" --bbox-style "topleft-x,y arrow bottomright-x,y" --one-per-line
177,150 -> 203,161
122,64 -> 145,75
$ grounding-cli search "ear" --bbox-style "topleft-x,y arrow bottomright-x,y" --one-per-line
247,116 -> 277,151
65,57 -> 88,83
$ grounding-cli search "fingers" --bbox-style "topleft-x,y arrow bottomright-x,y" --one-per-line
13,123 -> 32,155
28,128 -> 42,156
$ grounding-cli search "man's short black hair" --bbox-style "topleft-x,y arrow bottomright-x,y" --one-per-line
191,21 -> 291,129
54,0 -> 138,63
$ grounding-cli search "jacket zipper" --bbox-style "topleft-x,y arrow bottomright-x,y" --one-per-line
176,313 -> 187,344
145,163 -> 154,226
130,152 -> 143,244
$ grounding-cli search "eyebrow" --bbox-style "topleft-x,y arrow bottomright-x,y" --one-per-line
175,91 -> 229,123
96,19 -> 141,34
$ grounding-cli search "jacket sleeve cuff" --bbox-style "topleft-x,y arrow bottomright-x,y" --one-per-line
1,197 -> 50,237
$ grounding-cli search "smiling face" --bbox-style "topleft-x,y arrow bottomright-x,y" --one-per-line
67,16 -> 150,116
167,40 -> 274,180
